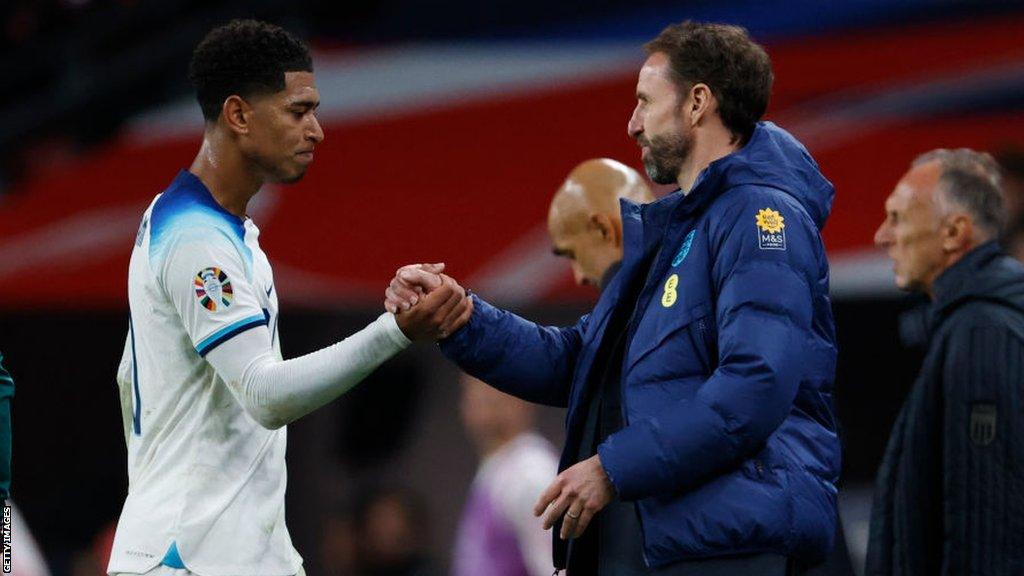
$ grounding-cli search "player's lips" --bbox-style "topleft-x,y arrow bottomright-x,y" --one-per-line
296,150 -> 314,162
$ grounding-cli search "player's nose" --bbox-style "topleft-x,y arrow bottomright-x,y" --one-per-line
308,115 -> 325,144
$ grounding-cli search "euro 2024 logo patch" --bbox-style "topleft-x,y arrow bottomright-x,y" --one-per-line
194,267 -> 234,312
755,208 -> 786,250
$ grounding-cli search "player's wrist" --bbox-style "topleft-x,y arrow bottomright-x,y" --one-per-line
379,311 -> 412,348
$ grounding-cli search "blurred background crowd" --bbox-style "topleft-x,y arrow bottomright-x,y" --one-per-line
2,1 -> 1024,575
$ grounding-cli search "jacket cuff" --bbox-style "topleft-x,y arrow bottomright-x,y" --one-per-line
597,432 -> 643,501
438,293 -> 484,354
598,397 -> 740,501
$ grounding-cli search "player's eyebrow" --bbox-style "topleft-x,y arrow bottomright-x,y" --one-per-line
288,99 -> 320,110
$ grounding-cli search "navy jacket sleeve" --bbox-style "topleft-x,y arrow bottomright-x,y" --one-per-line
599,188 -> 818,499
438,294 -> 587,407
941,313 -> 1024,574
0,353 -> 13,500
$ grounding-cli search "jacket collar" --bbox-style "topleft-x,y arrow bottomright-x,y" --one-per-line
931,240 -> 1003,314
599,260 -> 622,292
618,179 -> 721,265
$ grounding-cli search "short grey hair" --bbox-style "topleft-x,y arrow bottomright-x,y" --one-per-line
913,148 -> 1005,238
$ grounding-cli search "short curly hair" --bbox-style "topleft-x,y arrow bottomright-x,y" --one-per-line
645,21 -> 773,144
189,19 -> 313,122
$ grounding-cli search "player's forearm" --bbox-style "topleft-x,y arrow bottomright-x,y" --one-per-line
209,312 -> 410,429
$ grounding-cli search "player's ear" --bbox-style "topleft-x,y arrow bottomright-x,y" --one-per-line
222,95 -> 253,135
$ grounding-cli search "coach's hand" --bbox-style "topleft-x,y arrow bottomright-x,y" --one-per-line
437,274 -> 474,337
394,274 -> 472,341
385,262 -> 445,313
534,454 -> 615,540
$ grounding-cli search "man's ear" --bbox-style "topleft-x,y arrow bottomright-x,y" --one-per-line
941,213 -> 974,253
222,95 -> 253,136
589,213 -> 623,246
686,83 -> 715,128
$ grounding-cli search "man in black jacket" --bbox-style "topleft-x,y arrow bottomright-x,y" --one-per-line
868,148 -> 1024,575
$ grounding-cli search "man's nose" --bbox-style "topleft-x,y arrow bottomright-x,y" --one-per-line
308,115 -> 325,143
627,106 -> 642,140
874,222 -> 891,248
572,265 -> 586,287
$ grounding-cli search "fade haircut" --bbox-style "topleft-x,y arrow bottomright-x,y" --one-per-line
644,21 -> 773,144
913,148 -> 1005,238
189,19 -> 313,122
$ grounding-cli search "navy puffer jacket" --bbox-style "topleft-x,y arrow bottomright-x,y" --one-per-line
441,122 -> 840,566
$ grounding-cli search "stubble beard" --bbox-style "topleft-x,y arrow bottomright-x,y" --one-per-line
642,130 -> 691,186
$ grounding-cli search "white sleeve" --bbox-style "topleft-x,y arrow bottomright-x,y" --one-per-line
495,445 -> 558,576
160,229 -> 269,357
206,312 -> 410,429
160,229 -> 411,429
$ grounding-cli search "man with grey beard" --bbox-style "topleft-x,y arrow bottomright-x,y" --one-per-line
389,21 -> 839,575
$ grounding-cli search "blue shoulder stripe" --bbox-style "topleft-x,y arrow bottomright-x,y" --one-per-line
195,314 -> 269,357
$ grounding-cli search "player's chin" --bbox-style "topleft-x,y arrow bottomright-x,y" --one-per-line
275,164 -> 310,184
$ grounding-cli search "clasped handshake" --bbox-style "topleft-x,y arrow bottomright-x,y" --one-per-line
384,263 -> 474,341
383,262 -> 615,539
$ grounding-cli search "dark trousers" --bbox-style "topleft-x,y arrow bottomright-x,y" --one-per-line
566,500 -> 800,576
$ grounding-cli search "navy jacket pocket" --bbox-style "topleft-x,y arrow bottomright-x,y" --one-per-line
625,301 -> 714,383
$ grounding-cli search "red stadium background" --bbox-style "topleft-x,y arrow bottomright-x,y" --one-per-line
2,15 -> 1022,309
2,5 -> 1024,576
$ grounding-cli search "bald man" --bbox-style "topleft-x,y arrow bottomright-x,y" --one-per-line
454,374 -> 558,576
548,158 -> 655,290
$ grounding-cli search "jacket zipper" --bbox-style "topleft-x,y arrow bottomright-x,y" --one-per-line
617,240 -> 674,568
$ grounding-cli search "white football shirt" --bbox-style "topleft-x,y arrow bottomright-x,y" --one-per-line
110,171 -> 300,575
